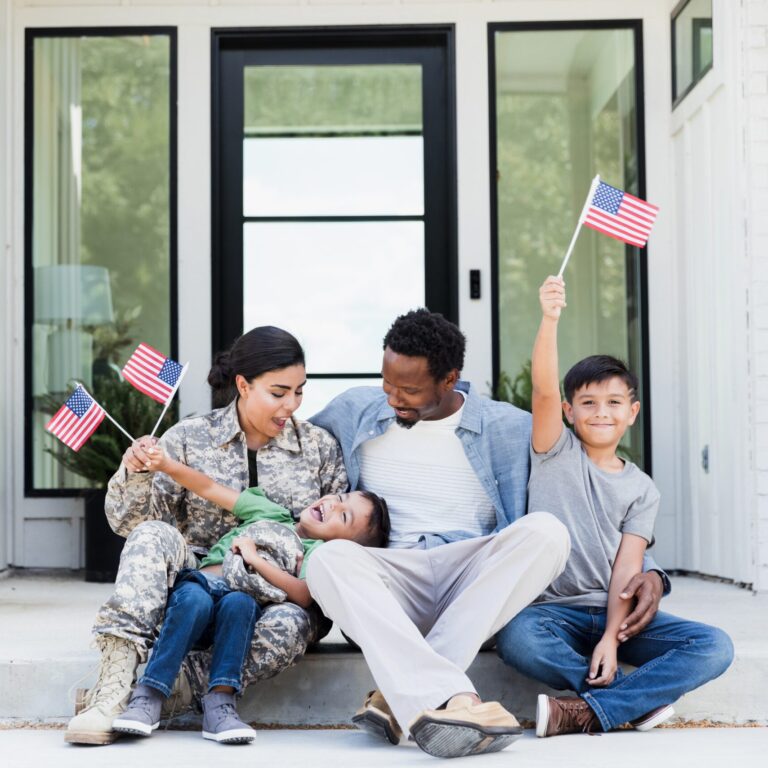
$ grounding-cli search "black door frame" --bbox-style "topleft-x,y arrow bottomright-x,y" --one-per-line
211,26 -> 458,364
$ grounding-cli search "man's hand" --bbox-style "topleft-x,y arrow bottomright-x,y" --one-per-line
617,571 -> 663,642
122,436 -> 158,473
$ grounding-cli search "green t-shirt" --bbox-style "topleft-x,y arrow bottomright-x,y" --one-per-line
199,487 -> 322,579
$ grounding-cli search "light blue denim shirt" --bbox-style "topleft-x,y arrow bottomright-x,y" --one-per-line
309,381 -> 532,548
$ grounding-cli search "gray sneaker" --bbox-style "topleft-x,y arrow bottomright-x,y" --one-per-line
112,684 -> 164,737
201,692 -> 255,744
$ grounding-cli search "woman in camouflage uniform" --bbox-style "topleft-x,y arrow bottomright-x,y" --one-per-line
65,326 -> 347,745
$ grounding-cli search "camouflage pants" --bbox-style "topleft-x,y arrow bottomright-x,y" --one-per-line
92,520 -> 320,698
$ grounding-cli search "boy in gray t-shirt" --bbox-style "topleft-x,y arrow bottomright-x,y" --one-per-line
496,275 -> 733,738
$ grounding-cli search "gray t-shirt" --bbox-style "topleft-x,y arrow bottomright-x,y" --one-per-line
528,428 -> 660,607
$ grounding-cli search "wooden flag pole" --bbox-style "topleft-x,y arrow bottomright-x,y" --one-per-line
73,381 -> 136,443
557,174 -> 601,278
149,362 -> 190,439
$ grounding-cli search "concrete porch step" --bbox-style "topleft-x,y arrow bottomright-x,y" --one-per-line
0,574 -> 765,725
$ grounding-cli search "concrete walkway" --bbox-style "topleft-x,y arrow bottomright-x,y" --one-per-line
1,726 -> 767,768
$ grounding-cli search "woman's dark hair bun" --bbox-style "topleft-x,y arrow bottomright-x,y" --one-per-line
208,327 -> 305,409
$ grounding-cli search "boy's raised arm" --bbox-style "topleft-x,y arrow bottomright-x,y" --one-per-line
146,447 -> 240,512
532,276 -> 567,453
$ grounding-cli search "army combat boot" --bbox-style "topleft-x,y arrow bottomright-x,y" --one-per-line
73,664 -> 196,719
65,636 -> 139,745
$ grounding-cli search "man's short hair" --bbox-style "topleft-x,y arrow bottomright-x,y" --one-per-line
358,491 -> 391,548
383,308 -> 466,381
563,354 -> 639,404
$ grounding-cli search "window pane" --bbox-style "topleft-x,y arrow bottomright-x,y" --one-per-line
493,28 -> 646,466
30,35 -> 172,490
298,377 -> 382,421
244,136 -> 424,216
244,64 -> 422,135
673,0 -> 713,101
243,222 -> 425,374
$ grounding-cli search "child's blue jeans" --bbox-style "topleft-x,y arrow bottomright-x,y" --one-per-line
496,604 -> 733,731
140,569 -> 261,697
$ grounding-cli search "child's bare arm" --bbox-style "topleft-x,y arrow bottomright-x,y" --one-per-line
231,537 -> 313,608
145,446 -> 240,511
532,276 -> 567,453
588,533 -> 647,686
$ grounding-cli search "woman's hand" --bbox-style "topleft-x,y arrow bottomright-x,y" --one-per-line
587,637 -> 619,687
122,436 -> 158,473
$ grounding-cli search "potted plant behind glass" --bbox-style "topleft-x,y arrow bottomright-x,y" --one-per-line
46,313 -> 178,582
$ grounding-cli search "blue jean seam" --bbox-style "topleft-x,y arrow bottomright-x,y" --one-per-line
208,676 -> 244,691
586,638 -> 692,729
210,600 -> 258,694
542,619 -> 591,667
581,692 -> 611,732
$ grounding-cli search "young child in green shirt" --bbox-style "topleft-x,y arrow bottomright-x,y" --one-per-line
112,445 -> 389,744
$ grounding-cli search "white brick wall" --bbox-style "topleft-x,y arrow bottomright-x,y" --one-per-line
746,0 -> 768,590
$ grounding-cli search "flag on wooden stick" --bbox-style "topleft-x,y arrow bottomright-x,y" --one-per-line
557,175 -> 659,276
583,180 -> 659,248
46,385 -> 105,451
123,343 -> 187,405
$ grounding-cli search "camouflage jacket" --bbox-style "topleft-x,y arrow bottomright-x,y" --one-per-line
104,399 -> 348,546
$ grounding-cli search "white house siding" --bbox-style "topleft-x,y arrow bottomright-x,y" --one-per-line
745,0 -> 768,592
0,0 -> 763,589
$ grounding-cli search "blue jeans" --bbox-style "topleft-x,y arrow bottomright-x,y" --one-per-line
496,604 -> 733,731
140,569 -> 261,697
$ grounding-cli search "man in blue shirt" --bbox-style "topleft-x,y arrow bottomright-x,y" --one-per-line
307,309 -> 664,759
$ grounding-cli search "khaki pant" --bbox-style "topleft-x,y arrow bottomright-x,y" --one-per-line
306,511 -> 570,732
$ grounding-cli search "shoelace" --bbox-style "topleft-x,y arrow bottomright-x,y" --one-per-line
210,700 -> 239,725
557,700 -> 598,734
125,692 -> 157,717
91,641 -> 132,706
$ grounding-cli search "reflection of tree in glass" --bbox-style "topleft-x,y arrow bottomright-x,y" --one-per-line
79,36 -> 171,361
244,66 -> 422,135
496,92 -> 573,383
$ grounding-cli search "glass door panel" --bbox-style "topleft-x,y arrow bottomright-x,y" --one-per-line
491,25 -> 648,467
214,30 -> 456,418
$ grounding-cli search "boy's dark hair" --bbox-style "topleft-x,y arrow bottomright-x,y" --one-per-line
563,355 -> 639,404
383,308 -> 465,382
358,490 -> 391,548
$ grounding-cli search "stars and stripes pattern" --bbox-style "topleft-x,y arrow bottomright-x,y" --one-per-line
46,385 -> 105,452
583,181 -> 659,248
122,343 -> 184,405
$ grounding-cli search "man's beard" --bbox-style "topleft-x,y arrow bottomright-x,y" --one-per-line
395,415 -> 417,429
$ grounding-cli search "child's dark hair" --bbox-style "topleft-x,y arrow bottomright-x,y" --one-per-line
358,490 -> 391,548
208,326 -> 305,408
383,308 -> 465,381
563,355 -> 639,404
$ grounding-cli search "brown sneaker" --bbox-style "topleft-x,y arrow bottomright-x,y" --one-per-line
630,704 -> 675,731
351,690 -> 402,745
409,695 -> 523,758
535,695 -> 600,738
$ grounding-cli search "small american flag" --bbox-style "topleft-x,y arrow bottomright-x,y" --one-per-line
46,385 -> 105,452
583,181 -> 659,248
123,343 -> 184,405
